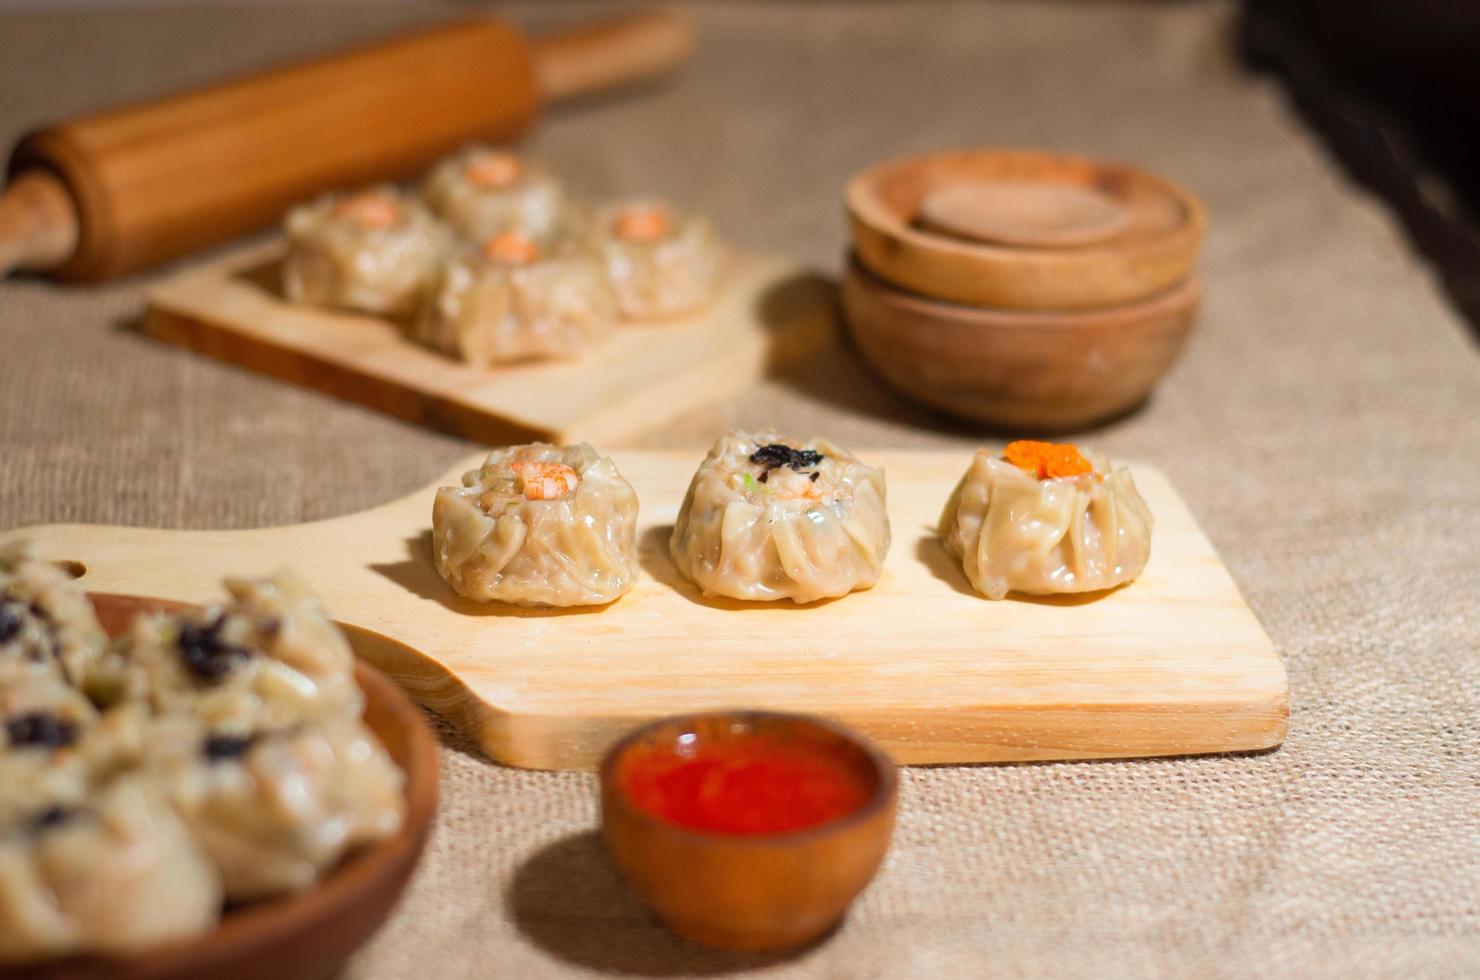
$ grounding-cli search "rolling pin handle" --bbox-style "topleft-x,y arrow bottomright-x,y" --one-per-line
0,170 -> 79,278
535,9 -> 695,103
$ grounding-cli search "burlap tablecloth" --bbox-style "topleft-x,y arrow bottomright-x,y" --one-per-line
3,2 -> 1478,976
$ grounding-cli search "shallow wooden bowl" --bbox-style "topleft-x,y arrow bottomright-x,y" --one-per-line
8,594 -> 440,980
600,711 -> 897,953
846,148 -> 1205,310
842,257 -> 1200,432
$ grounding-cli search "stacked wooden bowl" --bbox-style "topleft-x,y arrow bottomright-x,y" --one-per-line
841,149 -> 1205,431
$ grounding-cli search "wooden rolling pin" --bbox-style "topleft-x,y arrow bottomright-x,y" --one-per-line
0,10 -> 692,282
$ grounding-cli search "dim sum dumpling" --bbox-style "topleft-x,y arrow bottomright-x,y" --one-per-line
422,147 -> 572,243
432,443 -> 640,607
283,186 -> 451,318
938,441 -> 1153,600
104,571 -> 361,731
594,200 -> 723,319
0,776 -> 220,963
669,430 -> 890,604
145,715 -> 404,902
0,542 -> 107,692
415,233 -> 615,365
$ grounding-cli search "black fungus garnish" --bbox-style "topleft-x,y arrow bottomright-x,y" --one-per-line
31,805 -> 77,833
178,613 -> 254,683
749,444 -> 824,476
5,712 -> 78,749
203,732 -> 258,762
0,599 -> 23,644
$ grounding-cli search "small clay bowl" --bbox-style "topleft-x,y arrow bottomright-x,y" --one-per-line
12,594 -> 440,980
846,148 -> 1205,310
600,711 -> 897,953
842,256 -> 1200,432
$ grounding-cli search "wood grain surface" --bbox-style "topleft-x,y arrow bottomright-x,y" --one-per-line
0,451 -> 1287,771
142,244 -> 834,446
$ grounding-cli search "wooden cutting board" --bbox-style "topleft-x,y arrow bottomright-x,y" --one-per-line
142,244 -> 834,446
1,450 -> 1287,770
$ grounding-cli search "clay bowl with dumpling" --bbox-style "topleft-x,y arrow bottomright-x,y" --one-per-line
18,594 -> 439,980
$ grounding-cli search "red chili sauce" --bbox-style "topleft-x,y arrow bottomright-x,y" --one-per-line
620,733 -> 874,836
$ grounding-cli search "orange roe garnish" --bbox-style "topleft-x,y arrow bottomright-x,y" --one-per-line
334,192 -> 398,230
465,152 -> 522,188
480,232 -> 540,265
1003,440 -> 1095,480
612,205 -> 670,242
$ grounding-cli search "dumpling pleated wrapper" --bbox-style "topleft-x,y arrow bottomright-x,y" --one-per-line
283,186 -> 451,319
433,444 -> 640,607
0,776 -> 221,963
669,430 -> 891,604
939,449 -> 1153,599
415,248 -> 615,366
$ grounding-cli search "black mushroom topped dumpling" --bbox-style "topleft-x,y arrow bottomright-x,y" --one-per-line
432,443 -> 641,607
669,430 -> 891,604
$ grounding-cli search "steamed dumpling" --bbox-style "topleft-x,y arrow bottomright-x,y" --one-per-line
0,775 -> 221,963
0,542 -> 107,692
669,430 -> 890,604
143,714 -> 405,902
432,443 -> 640,607
938,441 -> 1153,599
283,186 -> 451,319
421,147 -> 573,243
415,232 -> 615,366
102,571 -> 361,731
593,200 -> 722,319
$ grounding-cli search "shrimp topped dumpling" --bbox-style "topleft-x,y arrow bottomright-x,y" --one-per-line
938,440 -> 1153,600
422,147 -> 573,243
432,443 -> 640,607
669,430 -> 890,604
415,231 -> 615,366
283,185 -> 451,319
594,200 -> 723,319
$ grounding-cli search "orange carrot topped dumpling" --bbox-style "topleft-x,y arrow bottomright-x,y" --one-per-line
938,442 -> 1152,599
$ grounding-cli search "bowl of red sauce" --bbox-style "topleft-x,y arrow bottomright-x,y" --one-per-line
599,711 -> 898,952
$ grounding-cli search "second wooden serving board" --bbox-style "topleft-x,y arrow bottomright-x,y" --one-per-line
2,450 -> 1287,770
141,243 -> 834,446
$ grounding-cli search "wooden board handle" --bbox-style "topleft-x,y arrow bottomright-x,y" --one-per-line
0,10 -> 694,282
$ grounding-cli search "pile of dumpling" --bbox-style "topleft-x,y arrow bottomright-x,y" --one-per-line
0,545 -> 404,965
429,431 -> 1153,609
283,145 -> 724,365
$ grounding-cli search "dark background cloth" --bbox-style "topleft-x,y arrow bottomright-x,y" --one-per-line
2,2 -> 1478,976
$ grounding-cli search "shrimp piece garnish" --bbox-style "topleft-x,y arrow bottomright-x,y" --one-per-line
518,462 -> 579,501
481,232 -> 540,265
334,191 -> 398,230
465,151 -> 522,189
612,205 -> 670,243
